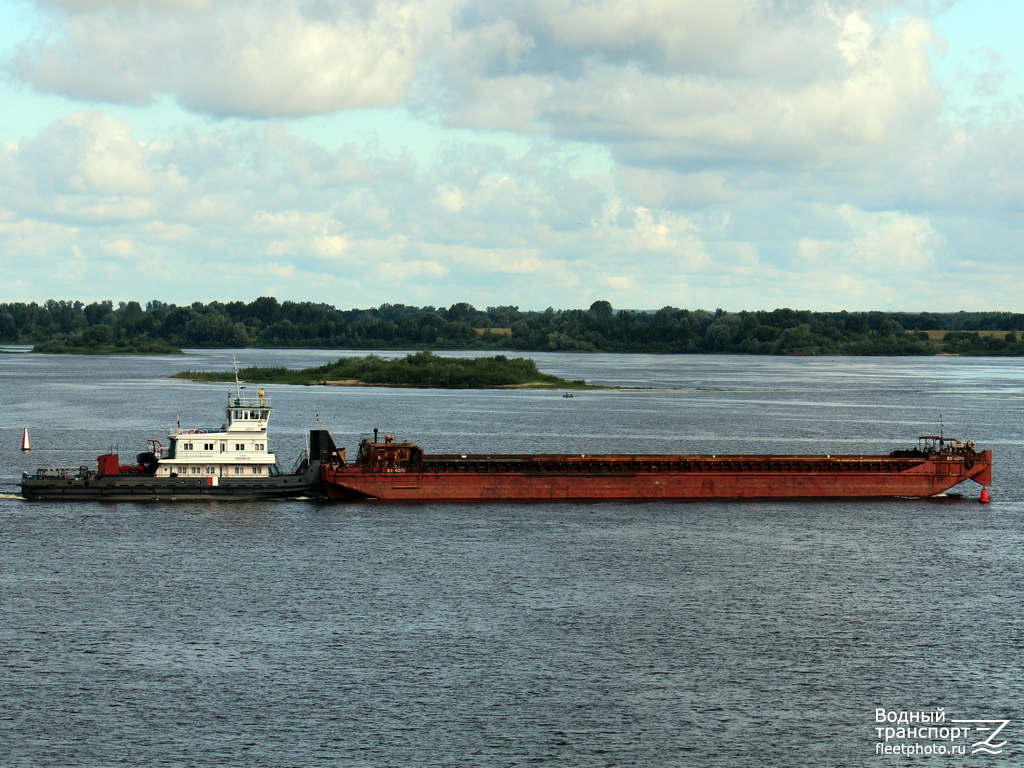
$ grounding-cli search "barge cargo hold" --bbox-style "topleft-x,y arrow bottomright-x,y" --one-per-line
320,433 -> 992,502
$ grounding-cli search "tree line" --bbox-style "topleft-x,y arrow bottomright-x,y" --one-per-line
5,298 -> 1024,356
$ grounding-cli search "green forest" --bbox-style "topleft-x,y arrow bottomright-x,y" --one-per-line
5,297 -> 1024,356
175,351 -> 586,389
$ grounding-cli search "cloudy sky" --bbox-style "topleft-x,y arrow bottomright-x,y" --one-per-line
1,0 -> 1022,312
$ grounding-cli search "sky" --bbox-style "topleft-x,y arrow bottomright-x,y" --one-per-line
1,0 -> 1023,312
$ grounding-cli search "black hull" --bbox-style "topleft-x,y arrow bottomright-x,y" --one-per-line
21,463 -> 322,502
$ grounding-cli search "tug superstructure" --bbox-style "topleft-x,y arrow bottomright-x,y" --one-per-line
21,363 -> 330,501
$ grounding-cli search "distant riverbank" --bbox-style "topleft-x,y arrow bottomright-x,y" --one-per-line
10,298 -> 1024,356
32,338 -> 183,355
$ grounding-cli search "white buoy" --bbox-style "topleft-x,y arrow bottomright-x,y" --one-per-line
21,427 -> 31,451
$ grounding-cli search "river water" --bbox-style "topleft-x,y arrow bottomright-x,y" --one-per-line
1,350 -> 1023,767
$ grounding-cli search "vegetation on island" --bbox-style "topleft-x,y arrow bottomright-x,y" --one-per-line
6,297 -> 1024,356
174,351 -> 588,389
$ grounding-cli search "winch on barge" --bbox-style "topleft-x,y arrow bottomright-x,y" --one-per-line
20,371 -> 334,502
320,432 -> 992,501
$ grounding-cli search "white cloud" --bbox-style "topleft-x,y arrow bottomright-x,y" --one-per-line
1,100 -> 1020,310
12,0 -> 437,117
99,237 -> 140,259
420,1 -> 946,202
446,245 -> 547,275
10,0 -> 941,160
267,262 -> 296,279
375,259 -> 448,279
310,234 -> 350,260
601,274 -> 635,291
14,111 -> 153,195
3,2 -> 1024,311
798,205 -> 939,271
618,168 -> 734,209
433,185 -> 467,213
50,194 -> 156,222
780,204 -> 947,308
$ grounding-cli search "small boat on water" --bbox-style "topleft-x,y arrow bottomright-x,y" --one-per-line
20,365 -> 332,501
320,432 -> 993,502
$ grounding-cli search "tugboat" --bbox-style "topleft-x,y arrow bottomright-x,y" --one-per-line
21,363 -> 338,501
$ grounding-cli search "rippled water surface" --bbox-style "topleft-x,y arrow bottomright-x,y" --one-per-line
2,350 -> 1024,767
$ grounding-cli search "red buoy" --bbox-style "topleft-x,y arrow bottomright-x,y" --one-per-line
980,488 -> 991,503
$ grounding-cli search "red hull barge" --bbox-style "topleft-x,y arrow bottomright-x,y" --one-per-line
321,434 -> 992,502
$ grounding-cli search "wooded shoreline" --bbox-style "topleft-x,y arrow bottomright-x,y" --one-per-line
10,298 -> 1024,356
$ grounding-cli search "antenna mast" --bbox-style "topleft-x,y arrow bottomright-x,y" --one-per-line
232,356 -> 243,399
